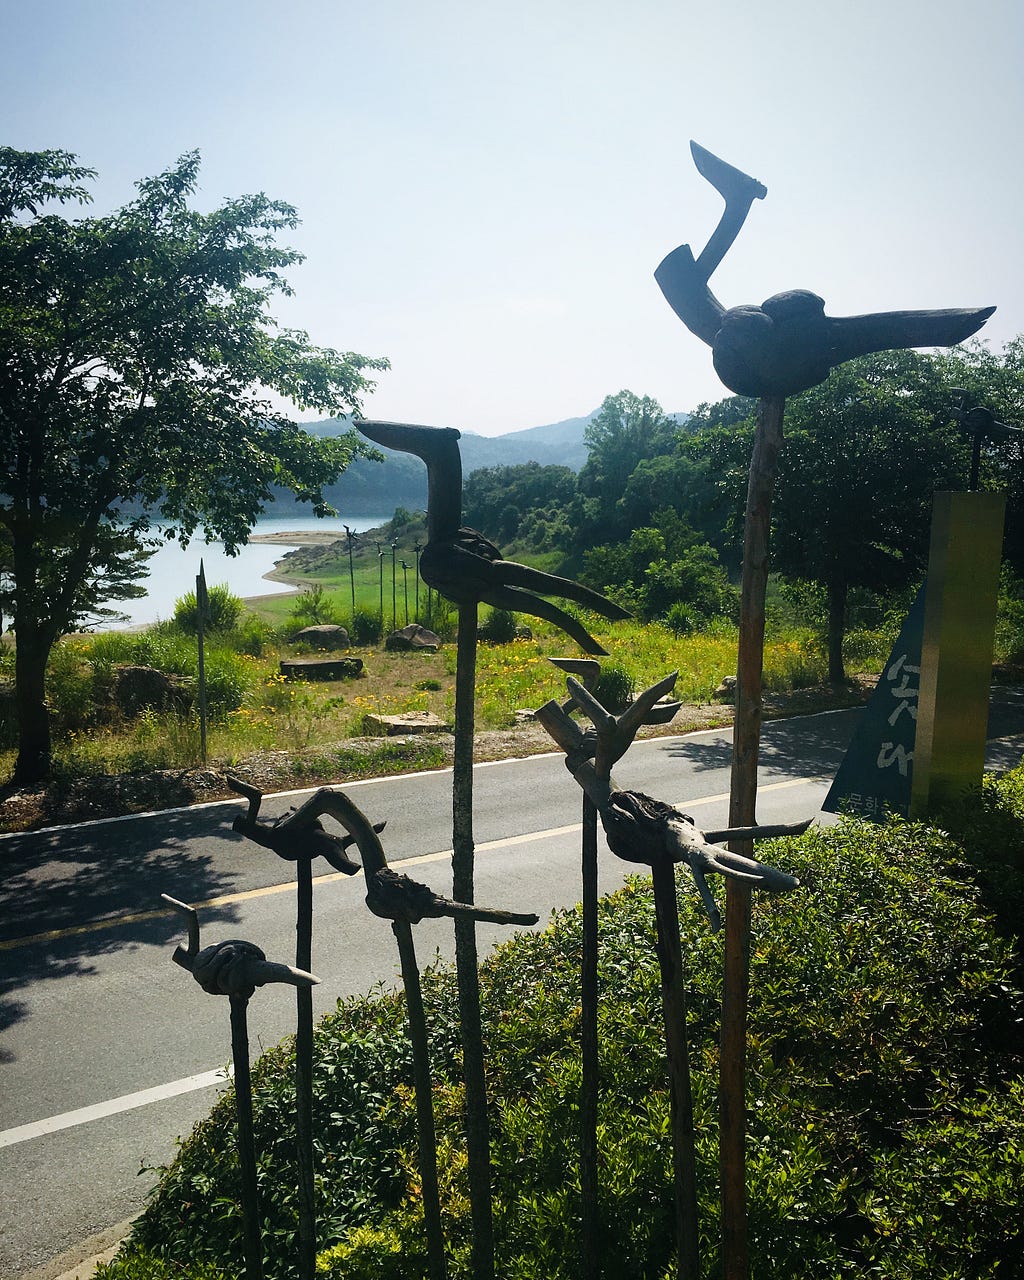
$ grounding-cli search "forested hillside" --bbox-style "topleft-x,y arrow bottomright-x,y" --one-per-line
277,407 -> 687,513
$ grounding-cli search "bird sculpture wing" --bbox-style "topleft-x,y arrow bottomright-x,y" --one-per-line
656,142 -> 996,398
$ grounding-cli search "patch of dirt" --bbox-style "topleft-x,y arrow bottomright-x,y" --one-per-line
0,681 -> 875,835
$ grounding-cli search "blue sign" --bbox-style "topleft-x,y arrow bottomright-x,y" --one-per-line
821,583 -> 926,821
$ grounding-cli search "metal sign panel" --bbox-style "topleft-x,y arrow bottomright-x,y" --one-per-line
910,490 -> 1005,816
821,583 -> 925,821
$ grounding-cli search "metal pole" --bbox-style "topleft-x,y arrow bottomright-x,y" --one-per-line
294,857 -> 316,1280
229,994 -> 264,1280
377,544 -> 384,629
651,858 -> 701,1280
344,525 -> 356,616
414,543 -> 422,622
452,600 -> 495,1280
196,560 -> 208,764
401,562 -> 410,626
580,789 -> 601,1280
393,921 -> 449,1280
391,542 -> 398,633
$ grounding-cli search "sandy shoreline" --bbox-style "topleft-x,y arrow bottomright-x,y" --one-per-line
248,529 -> 348,547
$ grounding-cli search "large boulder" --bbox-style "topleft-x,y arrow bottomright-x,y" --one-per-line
292,624 -> 350,650
385,624 -> 442,652
112,665 -> 193,716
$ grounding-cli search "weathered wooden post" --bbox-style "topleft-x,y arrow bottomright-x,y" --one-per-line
655,139 -> 994,1278
343,524 -> 356,617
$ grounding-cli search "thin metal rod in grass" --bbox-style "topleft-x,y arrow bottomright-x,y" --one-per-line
162,894 -> 319,1280
227,776 -> 371,1280
536,676 -> 802,1280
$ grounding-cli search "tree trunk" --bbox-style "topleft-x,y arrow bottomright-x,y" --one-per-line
826,579 -> 847,686
13,628 -> 53,786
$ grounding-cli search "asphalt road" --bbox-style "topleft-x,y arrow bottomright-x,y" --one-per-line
3,698 -> 1023,1279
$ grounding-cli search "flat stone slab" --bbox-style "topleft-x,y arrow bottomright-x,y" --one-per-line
362,711 -> 447,736
280,657 -> 363,681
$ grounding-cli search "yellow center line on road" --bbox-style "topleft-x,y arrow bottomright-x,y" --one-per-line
0,776 -> 817,953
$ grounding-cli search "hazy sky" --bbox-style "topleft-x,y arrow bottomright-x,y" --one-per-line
4,0 -> 1022,435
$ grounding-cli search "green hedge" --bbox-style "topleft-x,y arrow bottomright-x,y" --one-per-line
100,810 -> 1024,1280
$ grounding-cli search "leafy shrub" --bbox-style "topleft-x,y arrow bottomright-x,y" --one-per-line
593,661 -> 634,712
224,613 -> 272,658
290,583 -> 338,627
108,813 -> 1024,1279
937,764 -> 1024,952
995,565 -> 1024,666
664,601 -> 701,636
478,608 -> 518,644
174,583 -> 244,634
349,607 -> 383,646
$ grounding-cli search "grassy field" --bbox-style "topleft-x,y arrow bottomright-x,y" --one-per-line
0,597 -> 878,791
0,519 -> 908,790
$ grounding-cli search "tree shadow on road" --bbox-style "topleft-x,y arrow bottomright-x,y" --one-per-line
0,807 -> 254,1055
655,708 -> 861,779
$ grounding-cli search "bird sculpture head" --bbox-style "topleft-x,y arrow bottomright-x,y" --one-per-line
655,142 -> 995,398
357,417 -> 632,655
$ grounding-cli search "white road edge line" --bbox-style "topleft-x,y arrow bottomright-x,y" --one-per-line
0,1068 -> 231,1149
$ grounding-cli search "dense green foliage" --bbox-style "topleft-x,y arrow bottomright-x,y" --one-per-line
174,584 -> 245,635
101,804 -> 1024,1279
0,146 -> 387,782
463,346 -> 1023,682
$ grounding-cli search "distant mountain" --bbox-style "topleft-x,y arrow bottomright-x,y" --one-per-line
277,409 -> 686,515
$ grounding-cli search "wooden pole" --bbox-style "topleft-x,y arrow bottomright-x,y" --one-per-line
294,857 -> 316,1280
721,393 -> 785,1280
452,601 -> 495,1280
393,920 -> 448,1280
196,560 -> 208,764
651,858 -> 701,1280
345,526 -> 356,617
229,994 -> 264,1280
580,788 -> 601,1279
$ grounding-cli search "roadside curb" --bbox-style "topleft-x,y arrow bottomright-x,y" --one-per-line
18,1219 -> 134,1280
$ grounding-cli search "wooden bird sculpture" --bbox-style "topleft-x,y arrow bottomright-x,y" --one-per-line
357,419 -> 631,655
655,141 -> 995,398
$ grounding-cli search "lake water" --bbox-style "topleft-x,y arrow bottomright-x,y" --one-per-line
94,514 -> 393,630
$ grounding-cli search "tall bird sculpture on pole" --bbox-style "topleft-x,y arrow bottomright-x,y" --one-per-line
358,418 -> 630,1280
655,140 -> 995,1280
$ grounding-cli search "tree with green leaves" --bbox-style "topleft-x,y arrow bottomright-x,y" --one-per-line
567,390 -> 683,556
0,148 -> 388,784
687,351 -> 976,682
